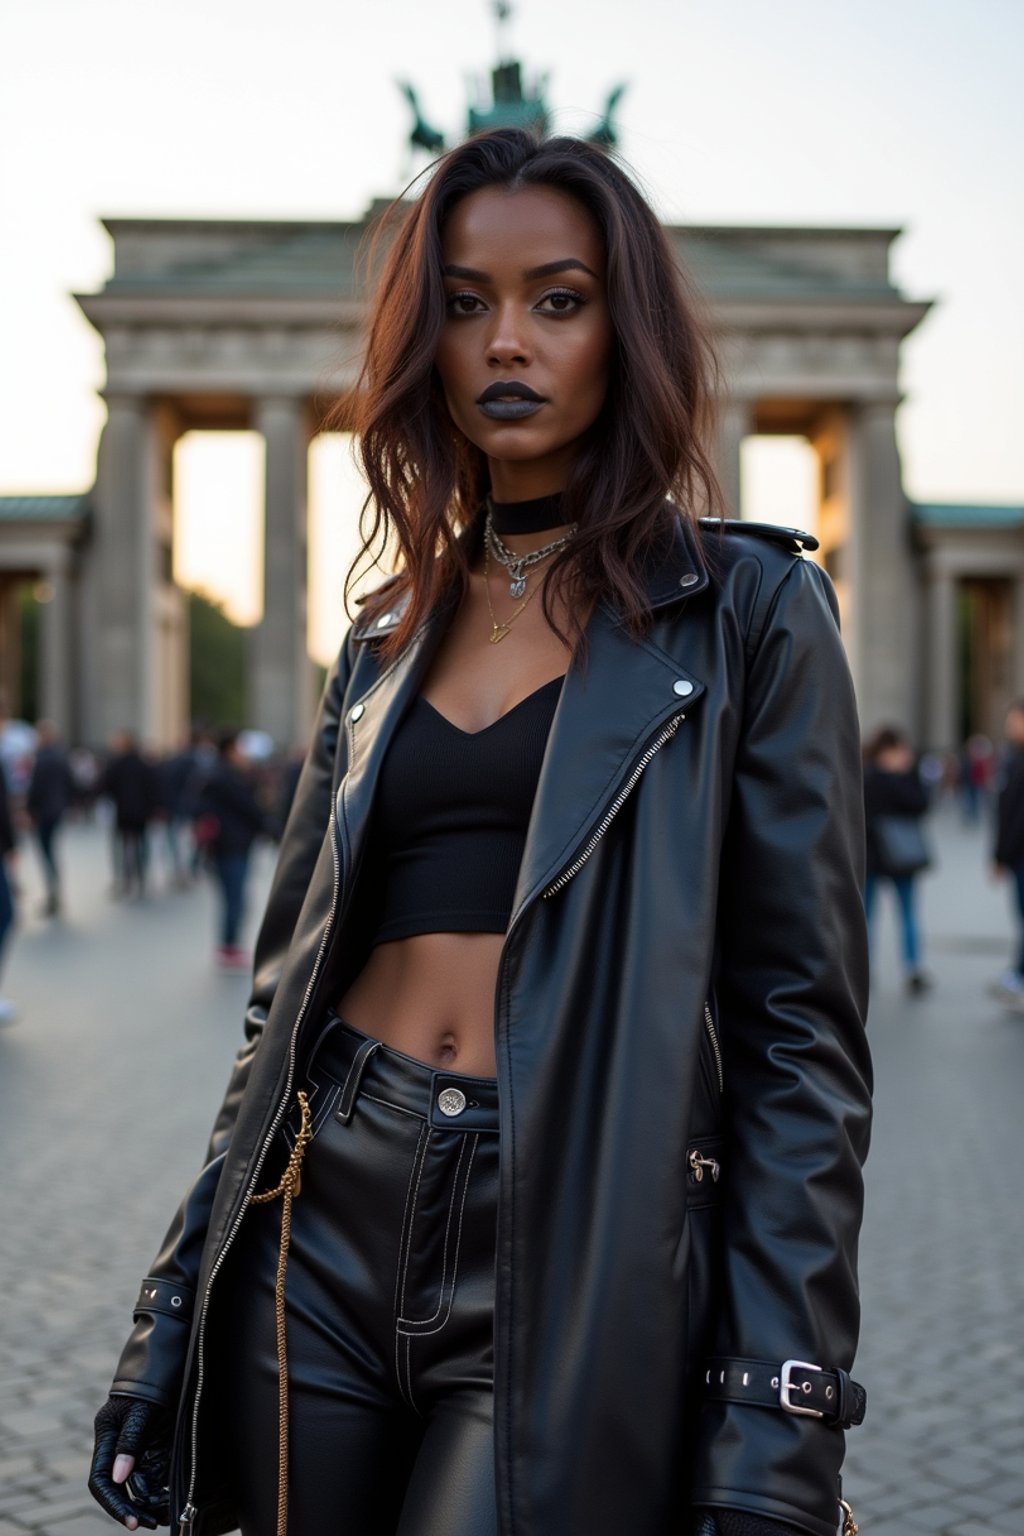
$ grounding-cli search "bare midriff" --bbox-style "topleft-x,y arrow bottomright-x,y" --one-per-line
335,931 -> 506,1077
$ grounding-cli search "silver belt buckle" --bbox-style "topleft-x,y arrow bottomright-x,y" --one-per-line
779,1359 -> 824,1418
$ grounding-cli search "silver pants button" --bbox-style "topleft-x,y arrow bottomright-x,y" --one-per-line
437,1087 -> 467,1117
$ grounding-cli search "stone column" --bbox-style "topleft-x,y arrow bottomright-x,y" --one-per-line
924,564 -> 959,753
0,576 -> 20,718
89,396 -> 160,747
252,396 -> 317,748
715,399 -> 754,518
845,401 -> 920,737
39,551 -> 74,739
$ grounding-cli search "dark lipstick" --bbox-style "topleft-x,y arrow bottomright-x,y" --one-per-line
476,380 -> 546,421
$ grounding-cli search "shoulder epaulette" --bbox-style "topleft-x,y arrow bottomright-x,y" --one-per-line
698,518 -> 819,554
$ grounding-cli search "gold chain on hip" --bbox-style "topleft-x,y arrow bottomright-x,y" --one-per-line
251,1089 -> 313,1536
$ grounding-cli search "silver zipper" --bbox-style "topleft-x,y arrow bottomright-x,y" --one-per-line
688,1148 -> 721,1183
541,713 -> 687,899
703,1002 -> 724,1094
179,802 -> 345,1529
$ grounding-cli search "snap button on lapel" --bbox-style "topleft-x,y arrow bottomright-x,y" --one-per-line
673,679 -> 694,698
679,573 -> 699,588
375,612 -> 393,628
350,702 -> 365,722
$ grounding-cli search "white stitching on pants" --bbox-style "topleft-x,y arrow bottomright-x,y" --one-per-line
396,1135 -> 469,1329
393,1124 -> 430,1408
404,1332 -> 415,1415
398,1136 -> 479,1338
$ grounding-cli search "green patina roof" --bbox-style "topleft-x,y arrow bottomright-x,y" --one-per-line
0,495 -> 90,522
104,226 -> 363,298
913,503 -> 1024,529
678,234 -> 896,301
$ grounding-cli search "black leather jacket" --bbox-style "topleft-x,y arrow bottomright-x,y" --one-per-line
111,514 -> 871,1536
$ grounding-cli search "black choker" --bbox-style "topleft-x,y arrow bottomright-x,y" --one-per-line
487,492 -> 566,535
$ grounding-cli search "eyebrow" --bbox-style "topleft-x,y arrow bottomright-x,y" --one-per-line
442,258 -> 599,282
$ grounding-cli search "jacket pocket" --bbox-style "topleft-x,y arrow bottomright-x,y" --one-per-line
686,1135 -> 724,1212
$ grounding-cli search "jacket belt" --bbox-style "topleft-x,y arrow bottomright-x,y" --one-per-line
703,1357 -> 866,1429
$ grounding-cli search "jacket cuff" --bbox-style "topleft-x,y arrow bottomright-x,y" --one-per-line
110,1275 -> 195,1406
133,1275 -> 195,1322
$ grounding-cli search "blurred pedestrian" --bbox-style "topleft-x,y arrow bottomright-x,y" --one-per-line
69,745 -> 101,821
156,733 -> 202,889
990,699 -> 1024,1008
960,733 -> 994,824
101,732 -> 158,898
0,722 -> 18,1024
197,730 -> 267,969
863,723 -> 932,994
26,720 -> 74,917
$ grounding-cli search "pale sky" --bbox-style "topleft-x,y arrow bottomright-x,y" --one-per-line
1,0 -> 1022,661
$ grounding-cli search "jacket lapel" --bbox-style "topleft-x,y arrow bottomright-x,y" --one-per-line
337,590 -> 455,884
510,599 -> 706,919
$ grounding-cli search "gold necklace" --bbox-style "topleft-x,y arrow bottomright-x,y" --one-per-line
484,546 -> 545,642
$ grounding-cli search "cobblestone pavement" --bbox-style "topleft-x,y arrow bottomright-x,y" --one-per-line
1,809 -> 1022,1535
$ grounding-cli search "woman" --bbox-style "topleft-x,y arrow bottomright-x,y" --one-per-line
89,131 -> 871,1536
862,724 -> 932,994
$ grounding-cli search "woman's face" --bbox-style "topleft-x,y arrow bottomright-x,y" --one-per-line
434,184 -> 613,499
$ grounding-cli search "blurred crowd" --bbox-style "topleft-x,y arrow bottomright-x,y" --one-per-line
0,715 -> 308,1019
3,702 -> 1024,1026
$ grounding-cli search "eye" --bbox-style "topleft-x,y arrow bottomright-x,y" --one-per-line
446,290 -> 487,316
535,288 -> 586,316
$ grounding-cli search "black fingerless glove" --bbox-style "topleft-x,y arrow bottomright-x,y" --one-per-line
695,1512 -> 808,1536
89,1395 -> 172,1529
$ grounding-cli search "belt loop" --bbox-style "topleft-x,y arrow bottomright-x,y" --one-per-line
336,1038 -> 380,1123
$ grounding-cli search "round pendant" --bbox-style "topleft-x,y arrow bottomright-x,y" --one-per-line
509,576 -> 527,599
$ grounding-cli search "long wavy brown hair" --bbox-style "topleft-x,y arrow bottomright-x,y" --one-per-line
338,129 -> 724,660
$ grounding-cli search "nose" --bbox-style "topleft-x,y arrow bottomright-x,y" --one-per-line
486,301 -> 531,368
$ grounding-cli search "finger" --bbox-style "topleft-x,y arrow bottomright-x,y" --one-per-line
87,1463 -> 157,1530
113,1453 -> 135,1484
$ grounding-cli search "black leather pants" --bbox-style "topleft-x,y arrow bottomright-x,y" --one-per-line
221,1015 -> 500,1536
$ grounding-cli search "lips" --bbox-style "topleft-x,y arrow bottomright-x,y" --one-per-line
476,380 -> 546,421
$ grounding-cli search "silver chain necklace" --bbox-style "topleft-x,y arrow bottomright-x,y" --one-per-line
484,509 -> 578,598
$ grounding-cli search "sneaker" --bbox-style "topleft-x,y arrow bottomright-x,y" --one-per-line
217,946 -> 251,973
987,970 -> 1024,1003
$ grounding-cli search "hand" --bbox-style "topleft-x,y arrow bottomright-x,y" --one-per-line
88,1395 -> 171,1530
990,862 -> 1006,883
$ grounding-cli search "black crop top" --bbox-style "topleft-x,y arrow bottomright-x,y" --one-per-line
367,675 -> 564,943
